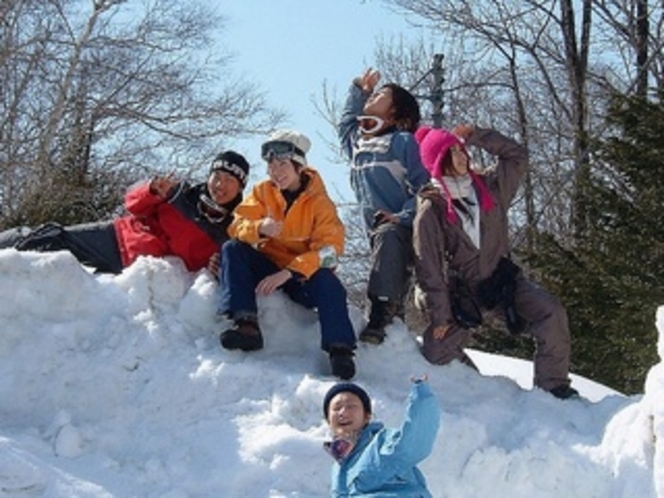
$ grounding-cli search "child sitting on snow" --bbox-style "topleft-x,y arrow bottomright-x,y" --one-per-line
322,378 -> 440,497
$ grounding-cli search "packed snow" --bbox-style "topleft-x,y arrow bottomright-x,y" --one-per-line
0,248 -> 662,497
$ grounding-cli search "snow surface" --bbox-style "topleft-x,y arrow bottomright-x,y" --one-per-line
0,249 -> 662,497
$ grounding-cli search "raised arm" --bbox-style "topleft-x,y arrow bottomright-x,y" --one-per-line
465,127 -> 528,206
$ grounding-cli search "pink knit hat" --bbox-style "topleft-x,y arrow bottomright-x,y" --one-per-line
415,126 -> 466,179
415,126 -> 496,223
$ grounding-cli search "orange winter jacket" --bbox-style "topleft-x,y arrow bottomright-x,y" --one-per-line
228,167 -> 345,279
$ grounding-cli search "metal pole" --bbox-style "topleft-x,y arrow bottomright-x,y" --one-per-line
409,53 -> 446,128
430,54 -> 445,128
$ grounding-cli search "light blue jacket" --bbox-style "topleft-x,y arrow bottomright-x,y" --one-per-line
338,82 -> 430,229
329,382 -> 441,497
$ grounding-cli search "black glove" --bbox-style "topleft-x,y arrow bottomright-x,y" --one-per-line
372,211 -> 390,229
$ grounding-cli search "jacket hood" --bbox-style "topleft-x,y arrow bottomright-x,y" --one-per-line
299,166 -> 330,198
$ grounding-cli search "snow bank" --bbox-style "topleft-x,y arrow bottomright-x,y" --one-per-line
0,249 -> 661,496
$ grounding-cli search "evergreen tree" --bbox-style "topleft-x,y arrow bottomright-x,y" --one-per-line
529,93 -> 664,394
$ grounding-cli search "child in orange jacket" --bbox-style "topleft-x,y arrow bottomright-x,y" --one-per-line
217,130 -> 357,380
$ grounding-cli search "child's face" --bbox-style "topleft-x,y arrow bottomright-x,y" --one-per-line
446,145 -> 470,177
363,87 -> 394,121
207,171 -> 242,205
327,392 -> 371,438
267,157 -> 301,191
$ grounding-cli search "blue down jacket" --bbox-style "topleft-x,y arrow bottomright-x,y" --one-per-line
338,82 -> 430,230
330,382 -> 440,497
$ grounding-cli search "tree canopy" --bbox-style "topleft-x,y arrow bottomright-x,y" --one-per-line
0,0 -> 282,228
529,93 -> 664,393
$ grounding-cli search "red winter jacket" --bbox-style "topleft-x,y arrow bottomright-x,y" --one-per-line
113,181 -> 237,272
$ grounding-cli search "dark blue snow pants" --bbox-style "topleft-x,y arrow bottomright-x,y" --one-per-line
217,240 -> 357,352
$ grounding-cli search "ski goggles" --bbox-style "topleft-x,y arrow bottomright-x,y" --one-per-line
260,140 -> 306,163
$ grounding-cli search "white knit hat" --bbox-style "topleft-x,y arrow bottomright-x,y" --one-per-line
262,129 -> 311,166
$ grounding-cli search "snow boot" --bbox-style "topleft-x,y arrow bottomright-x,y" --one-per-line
220,318 -> 263,352
549,384 -> 579,400
329,346 -> 356,380
359,296 -> 395,345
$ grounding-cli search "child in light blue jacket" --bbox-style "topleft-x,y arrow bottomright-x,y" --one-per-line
323,379 -> 440,497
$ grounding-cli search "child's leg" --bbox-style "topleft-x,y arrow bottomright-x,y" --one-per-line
0,227 -> 30,249
16,221 -> 122,273
363,224 -> 413,342
421,323 -> 475,368
367,223 -> 413,305
286,268 -> 356,351
513,279 -> 571,391
217,240 -> 278,319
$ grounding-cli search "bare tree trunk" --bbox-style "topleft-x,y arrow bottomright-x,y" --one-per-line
560,0 -> 592,237
0,0 -> 283,229
636,0 -> 649,96
592,0 -> 661,94
37,1 -> 109,169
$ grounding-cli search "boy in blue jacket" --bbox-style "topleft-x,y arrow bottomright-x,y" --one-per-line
323,379 -> 440,497
338,68 -> 430,344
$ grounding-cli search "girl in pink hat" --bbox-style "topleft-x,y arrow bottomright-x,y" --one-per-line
413,125 -> 578,399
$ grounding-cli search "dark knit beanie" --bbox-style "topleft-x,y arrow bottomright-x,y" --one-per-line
323,382 -> 372,419
210,150 -> 250,187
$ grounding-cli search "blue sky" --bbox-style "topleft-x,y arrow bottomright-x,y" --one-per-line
220,0 -> 426,202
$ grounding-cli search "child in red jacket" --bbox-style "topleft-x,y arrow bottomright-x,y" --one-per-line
0,150 -> 249,274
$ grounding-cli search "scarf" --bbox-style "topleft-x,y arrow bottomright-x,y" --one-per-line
433,173 -> 495,249
323,435 -> 357,463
